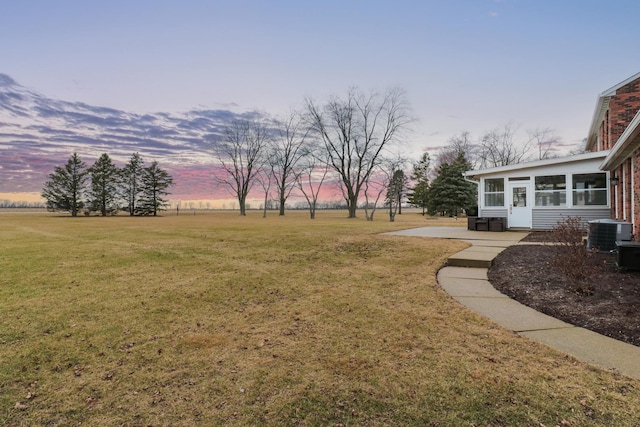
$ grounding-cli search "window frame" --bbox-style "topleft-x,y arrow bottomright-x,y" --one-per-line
572,172 -> 608,207
483,178 -> 505,207
534,174 -> 567,207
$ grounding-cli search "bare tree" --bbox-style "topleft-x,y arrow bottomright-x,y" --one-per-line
527,127 -> 560,160
305,87 -> 413,218
269,111 -> 309,216
478,123 -> 532,168
256,169 -> 273,219
362,170 -> 386,222
569,138 -> 588,155
437,131 -> 477,170
215,119 -> 269,216
361,156 -> 407,222
296,152 -> 331,220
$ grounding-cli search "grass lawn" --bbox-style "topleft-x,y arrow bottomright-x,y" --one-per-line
1,209 -> 639,426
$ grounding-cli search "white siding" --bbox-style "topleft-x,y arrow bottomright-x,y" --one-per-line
532,208 -> 610,230
478,208 -> 508,218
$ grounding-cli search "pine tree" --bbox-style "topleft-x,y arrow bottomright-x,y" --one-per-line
407,152 -> 431,215
138,161 -> 173,216
41,153 -> 88,217
426,153 -> 476,217
121,152 -> 145,216
88,153 -> 120,216
385,169 -> 407,221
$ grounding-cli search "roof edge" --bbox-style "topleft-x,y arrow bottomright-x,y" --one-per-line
464,150 -> 610,177
586,72 -> 640,151
600,109 -> 640,170
600,71 -> 640,96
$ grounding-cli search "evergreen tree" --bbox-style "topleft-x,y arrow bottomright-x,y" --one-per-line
426,153 -> 476,217
385,169 -> 407,221
88,153 -> 120,216
121,152 -> 145,216
41,152 -> 88,217
138,161 -> 173,216
407,152 -> 431,215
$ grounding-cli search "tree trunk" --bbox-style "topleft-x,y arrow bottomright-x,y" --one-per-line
263,194 -> 268,218
347,196 -> 358,218
239,197 -> 246,216
279,190 -> 286,216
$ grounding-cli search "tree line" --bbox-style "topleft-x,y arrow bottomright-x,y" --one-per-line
214,89 -> 559,220
42,152 -> 173,217
214,87 -> 415,220
41,88 -> 563,220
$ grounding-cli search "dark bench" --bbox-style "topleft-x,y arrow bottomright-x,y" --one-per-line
468,217 -> 505,232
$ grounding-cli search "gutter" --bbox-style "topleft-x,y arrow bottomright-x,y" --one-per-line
464,176 -> 479,185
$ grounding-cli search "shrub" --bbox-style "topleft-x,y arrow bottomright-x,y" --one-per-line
551,216 -> 595,295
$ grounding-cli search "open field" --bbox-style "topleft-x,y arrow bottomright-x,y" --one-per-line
1,210 -> 639,426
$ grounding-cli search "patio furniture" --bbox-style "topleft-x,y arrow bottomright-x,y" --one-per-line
467,216 -> 477,231
489,217 -> 506,232
474,217 -> 489,231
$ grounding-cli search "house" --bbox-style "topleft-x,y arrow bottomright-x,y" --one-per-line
463,151 -> 611,230
464,72 -> 640,237
586,71 -> 640,239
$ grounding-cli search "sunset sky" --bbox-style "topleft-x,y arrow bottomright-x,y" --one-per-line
2,0 -> 640,204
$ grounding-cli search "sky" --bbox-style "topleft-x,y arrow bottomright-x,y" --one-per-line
2,0 -> 640,204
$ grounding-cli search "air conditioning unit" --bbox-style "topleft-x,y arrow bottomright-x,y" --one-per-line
616,241 -> 640,270
587,219 -> 633,251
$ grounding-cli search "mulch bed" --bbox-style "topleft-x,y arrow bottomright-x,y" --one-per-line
488,232 -> 640,347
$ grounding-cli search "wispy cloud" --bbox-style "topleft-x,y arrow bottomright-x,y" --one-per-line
0,73 -> 264,199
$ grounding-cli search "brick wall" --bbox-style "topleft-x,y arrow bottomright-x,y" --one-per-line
609,78 -> 640,146
593,76 -> 640,239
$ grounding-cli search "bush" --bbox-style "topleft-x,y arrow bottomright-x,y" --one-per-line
551,216 -> 595,295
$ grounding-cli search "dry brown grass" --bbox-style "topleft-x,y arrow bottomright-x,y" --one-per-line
1,210 -> 640,426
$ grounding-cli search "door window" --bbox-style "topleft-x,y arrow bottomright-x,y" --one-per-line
512,187 -> 527,207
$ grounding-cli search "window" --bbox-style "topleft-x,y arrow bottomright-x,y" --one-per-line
572,173 -> 607,206
535,175 -> 566,206
484,178 -> 504,207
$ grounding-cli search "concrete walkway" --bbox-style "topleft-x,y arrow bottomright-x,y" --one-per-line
386,226 -> 640,380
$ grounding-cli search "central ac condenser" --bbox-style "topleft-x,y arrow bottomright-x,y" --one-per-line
587,219 -> 633,251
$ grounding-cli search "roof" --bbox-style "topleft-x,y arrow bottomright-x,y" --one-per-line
463,150 -> 610,178
585,71 -> 640,151
600,109 -> 640,170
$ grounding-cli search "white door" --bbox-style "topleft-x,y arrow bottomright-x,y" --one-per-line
508,182 -> 531,228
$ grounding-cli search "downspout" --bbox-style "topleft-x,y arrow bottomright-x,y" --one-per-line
463,174 -> 480,216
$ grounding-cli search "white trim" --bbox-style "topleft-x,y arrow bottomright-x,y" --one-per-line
615,180 -> 619,219
623,165 -> 627,220
633,160 -> 636,229
601,71 -> 640,96
587,96 -> 610,151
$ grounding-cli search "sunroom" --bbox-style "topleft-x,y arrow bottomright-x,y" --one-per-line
463,151 -> 611,230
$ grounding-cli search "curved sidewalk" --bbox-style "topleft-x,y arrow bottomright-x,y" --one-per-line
387,226 -> 640,380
